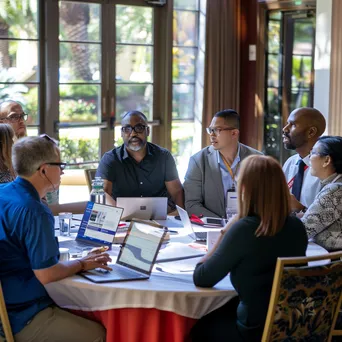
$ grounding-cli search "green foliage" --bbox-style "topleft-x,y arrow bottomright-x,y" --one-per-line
59,84 -> 98,98
172,136 -> 192,157
60,136 -> 99,165
59,99 -> 98,122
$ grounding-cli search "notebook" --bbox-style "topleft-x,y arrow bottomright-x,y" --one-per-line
59,202 -> 123,254
117,197 -> 168,220
81,219 -> 167,283
176,205 -> 207,242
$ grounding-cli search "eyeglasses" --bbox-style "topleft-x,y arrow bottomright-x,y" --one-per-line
47,162 -> 67,170
309,151 -> 326,158
37,162 -> 67,171
121,124 -> 147,134
206,127 -> 237,136
2,113 -> 28,122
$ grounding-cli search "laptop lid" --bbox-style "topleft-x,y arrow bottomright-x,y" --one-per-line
176,205 -> 196,240
116,219 -> 167,275
117,197 -> 168,220
75,202 -> 124,247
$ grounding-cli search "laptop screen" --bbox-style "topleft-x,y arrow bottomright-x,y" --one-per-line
76,202 -> 123,245
117,221 -> 165,274
116,197 -> 167,220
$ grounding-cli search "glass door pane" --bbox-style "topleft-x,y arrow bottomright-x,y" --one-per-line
58,1 -> 102,167
114,4 -> 154,145
264,10 -> 315,163
0,0 -> 40,127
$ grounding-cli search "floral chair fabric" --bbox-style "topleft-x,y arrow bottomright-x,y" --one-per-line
266,261 -> 342,341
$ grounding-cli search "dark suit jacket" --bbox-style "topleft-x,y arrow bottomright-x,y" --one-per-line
184,143 -> 263,218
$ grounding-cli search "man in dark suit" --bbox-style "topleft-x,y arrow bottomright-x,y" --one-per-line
184,109 -> 262,218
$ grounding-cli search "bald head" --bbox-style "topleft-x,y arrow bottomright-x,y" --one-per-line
0,100 -> 27,138
292,107 -> 326,136
283,107 -> 326,155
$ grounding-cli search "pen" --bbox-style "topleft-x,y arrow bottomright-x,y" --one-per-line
168,230 -> 178,234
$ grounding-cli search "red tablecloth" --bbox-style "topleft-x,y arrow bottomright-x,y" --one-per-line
73,308 -> 197,342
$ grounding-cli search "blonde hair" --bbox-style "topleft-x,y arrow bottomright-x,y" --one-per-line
237,155 -> 291,237
0,123 -> 15,176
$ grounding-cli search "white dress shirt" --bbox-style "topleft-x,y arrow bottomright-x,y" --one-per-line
283,154 -> 321,208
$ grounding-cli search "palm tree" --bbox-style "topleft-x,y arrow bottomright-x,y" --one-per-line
59,2 -> 92,81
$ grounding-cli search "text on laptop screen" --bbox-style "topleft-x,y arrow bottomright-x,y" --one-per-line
118,222 -> 164,272
77,202 -> 122,244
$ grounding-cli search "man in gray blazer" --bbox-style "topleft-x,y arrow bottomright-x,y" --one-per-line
184,109 -> 262,218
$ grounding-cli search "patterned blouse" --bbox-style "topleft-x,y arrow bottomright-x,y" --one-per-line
302,173 -> 342,251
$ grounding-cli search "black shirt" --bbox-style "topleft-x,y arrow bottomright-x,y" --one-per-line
193,215 -> 308,339
96,142 -> 179,200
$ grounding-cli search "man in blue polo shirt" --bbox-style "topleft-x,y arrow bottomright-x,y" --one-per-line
96,110 -> 184,210
0,136 -> 111,341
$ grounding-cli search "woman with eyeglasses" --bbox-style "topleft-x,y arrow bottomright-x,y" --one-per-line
292,135 -> 342,251
191,155 -> 308,342
0,123 -> 16,183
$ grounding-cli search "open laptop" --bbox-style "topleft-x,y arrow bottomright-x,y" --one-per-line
81,219 -> 167,283
176,205 -> 207,242
117,197 -> 168,220
59,202 -> 123,254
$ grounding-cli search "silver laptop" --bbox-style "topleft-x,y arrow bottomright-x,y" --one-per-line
81,220 -> 167,283
59,202 -> 123,254
176,205 -> 207,242
117,197 -> 168,220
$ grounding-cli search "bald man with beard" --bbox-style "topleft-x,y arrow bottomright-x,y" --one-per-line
282,107 -> 326,211
0,100 -> 27,139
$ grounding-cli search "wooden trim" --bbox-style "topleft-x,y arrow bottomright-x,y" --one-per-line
328,0 -> 342,136
258,0 -> 315,10
0,282 -> 14,342
261,258 -> 284,342
255,4 -> 266,151
331,292 -> 342,339
278,250 -> 342,264
152,0 -> 173,150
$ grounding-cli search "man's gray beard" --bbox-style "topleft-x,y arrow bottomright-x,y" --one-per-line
127,143 -> 144,152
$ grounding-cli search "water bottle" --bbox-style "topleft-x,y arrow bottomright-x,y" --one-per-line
90,177 -> 106,204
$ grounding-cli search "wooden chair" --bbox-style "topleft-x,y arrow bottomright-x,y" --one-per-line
84,169 -> 97,193
0,282 -> 14,342
262,251 -> 342,342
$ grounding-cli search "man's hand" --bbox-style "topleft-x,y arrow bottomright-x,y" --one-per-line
290,194 -> 306,212
80,252 -> 112,271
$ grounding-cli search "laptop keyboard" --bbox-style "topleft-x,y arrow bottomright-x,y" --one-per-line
97,265 -> 146,279
59,240 -> 93,251
195,231 -> 207,241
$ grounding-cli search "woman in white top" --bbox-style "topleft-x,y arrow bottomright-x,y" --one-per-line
293,136 -> 342,251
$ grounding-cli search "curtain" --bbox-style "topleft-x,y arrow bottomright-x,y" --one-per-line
329,0 -> 342,135
202,0 -> 241,147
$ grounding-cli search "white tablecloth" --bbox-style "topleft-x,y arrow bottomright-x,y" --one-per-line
45,258 -> 236,319
47,224 -> 328,319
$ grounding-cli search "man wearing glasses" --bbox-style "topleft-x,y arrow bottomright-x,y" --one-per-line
0,100 -> 28,138
96,110 -> 184,210
0,136 -> 109,341
184,109 -> 262,218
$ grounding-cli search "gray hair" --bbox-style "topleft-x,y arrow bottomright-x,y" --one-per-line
12,136 -> 59,177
